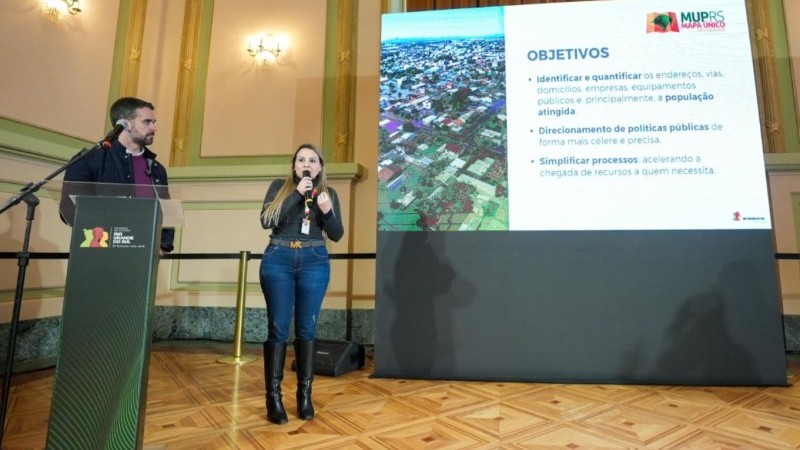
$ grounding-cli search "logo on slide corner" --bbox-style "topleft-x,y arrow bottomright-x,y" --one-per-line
647,12 -> 679,33
733,211 -> 765,223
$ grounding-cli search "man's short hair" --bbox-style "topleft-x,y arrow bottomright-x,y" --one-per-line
110,97 -> 154,125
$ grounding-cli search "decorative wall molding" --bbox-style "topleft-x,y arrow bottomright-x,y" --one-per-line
170,0 -> 209,167
117,0 -> 149,98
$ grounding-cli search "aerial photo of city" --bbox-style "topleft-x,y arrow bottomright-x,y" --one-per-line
378,7 -> 510,231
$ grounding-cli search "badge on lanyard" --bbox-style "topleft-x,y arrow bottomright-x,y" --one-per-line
301,187 -> 315,235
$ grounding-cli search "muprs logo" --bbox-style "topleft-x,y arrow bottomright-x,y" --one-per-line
680,11 -> 726,30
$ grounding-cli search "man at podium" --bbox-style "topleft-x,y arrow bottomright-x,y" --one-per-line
60,97 -> 174,255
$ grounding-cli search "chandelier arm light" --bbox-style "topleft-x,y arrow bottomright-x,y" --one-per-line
43,0 -> 81,20
65,0 -> 82,15
247,34 -> 283,64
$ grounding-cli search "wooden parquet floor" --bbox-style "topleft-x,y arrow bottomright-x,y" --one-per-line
2,345 -> 800,449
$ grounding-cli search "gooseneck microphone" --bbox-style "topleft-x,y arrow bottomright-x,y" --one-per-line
101,119 -> 129,149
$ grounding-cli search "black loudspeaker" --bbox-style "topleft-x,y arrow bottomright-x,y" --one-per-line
292,339 -> 365,377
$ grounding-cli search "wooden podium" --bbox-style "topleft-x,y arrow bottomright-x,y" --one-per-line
46,192 -> 173,449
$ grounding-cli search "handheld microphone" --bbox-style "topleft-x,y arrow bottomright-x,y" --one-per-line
101,119 -> 129,149
302,170 -> 313,206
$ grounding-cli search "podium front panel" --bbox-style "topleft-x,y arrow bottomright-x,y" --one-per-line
47,196 -> 162,450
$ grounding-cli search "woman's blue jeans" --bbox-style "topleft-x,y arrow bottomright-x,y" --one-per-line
259,243 -> 330,342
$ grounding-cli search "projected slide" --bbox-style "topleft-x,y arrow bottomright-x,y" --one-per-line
378,0 -> 769,231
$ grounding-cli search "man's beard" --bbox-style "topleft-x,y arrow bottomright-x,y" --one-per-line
134,133 -> 155,147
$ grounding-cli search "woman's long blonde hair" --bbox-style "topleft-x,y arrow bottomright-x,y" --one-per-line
261,143 -> 329,226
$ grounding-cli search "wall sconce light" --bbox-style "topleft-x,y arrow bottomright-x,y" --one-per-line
247,34 -> 284,65
43,0 -> 82,21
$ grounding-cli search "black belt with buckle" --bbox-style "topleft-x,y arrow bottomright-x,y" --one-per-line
270,238 -> 326,249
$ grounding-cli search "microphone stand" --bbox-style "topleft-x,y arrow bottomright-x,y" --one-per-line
0,138 -> 105,446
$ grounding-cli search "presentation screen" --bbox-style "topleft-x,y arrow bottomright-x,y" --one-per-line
374,0 -> 786,386
378,0 -> 769,232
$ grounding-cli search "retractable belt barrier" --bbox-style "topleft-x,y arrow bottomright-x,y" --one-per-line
0,251 -> 376,365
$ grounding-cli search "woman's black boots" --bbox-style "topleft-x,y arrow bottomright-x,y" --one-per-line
294,339 -> 316,420
263,341 -> 288,424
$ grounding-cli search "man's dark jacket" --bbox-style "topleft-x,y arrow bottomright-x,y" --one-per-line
60,140 -> 174,252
